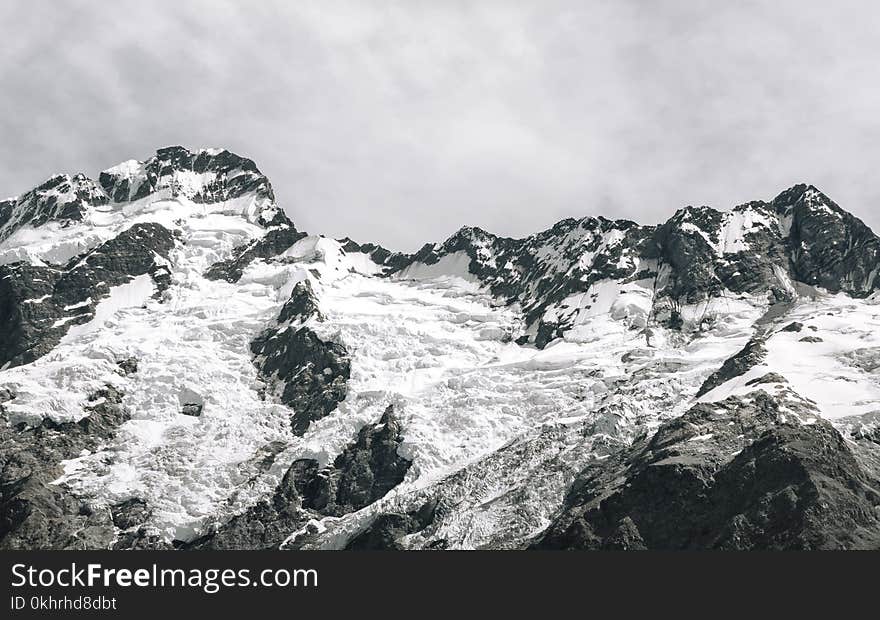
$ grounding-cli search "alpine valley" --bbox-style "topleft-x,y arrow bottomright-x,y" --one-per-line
2,146 -> 879,551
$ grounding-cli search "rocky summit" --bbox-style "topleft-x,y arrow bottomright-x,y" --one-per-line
1,146 -> 879,550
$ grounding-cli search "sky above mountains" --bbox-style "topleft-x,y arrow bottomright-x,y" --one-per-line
2,1 -> 879,250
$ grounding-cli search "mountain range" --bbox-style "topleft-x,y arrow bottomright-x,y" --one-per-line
2,146 -> 879,550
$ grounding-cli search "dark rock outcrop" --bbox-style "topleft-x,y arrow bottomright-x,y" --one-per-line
0,174 -> 108,241
186,460 -> 316,550
117,357 -> 138,375
110,498 -> 151,530
799,336 -> 824,343
0,385 -> 131,549
696,338 -> 767,397
251,281 -> 349,435
344,498 -> 438,550
252,327 -> 349,435
745,372 -> 787,386
338,237 -> 411,271
389,219 -> 654,345
204,225 -> 306,283
0,222 -> 175,368
535,392 -> 880,550
780,184 -> 880,295
180,403 -> 203,417
388,184 -> 880,347
278,280 -> 323,323
193,406 -> 412,550
298,406 -> 413,516
840,347 -> 880,374
649,201 -> 794,305
650,206 -> 727,303
99,146 -> 286,225
2,147 -> 288,247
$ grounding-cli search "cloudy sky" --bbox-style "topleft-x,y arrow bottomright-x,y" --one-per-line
2,1 -> 879,250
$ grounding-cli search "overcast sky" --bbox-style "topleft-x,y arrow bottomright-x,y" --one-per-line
2,1 -> 879,250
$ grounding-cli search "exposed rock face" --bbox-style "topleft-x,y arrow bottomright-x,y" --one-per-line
651,206 -> 728,303
781,185 -> 880,295
535,392 -> 880,550
180,403 -> 203,417
0,223 -> 175,368
338,237 -> 411,271
344,499 -> 439,550
643,185 -> 880,312
98,146 -> 285,226
800,335 -> 824,343
110,496 -> 169,550
186,461 -> 314,550
1,147 -> 287,254
300,405 -> 413,516
393,219 -> 654,341
0,263 -> 61,367
110,498 -> 150,531
204,225 -> 306,283
696,338 -> 767,397
745,372 -> 788,387
251,280 -> 350,435
177,387 -> 205,417
116,357 -> 138,375
278,280 -> 324,323
650,202 -> 793,303
0,385 -> 130,549
194,406 -> 412,550
0,174 -> 108,241
252,327 -> 349,435
392,184 -> 880,343
850,415 -> 880,446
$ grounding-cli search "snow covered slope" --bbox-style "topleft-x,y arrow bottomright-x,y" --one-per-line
0,146 -> 283,268
1,148 -> 879,550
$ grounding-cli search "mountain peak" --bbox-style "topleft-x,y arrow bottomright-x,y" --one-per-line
97,146 -> 282,224
0,172 -> 108,242
0,147 -> 290,268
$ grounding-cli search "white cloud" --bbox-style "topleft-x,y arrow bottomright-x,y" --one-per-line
1,0 -> 879,249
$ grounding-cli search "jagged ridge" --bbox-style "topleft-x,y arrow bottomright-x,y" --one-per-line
2,146 -> 880,552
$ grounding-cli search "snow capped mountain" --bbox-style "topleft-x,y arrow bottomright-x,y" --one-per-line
1,147 -> 879,550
